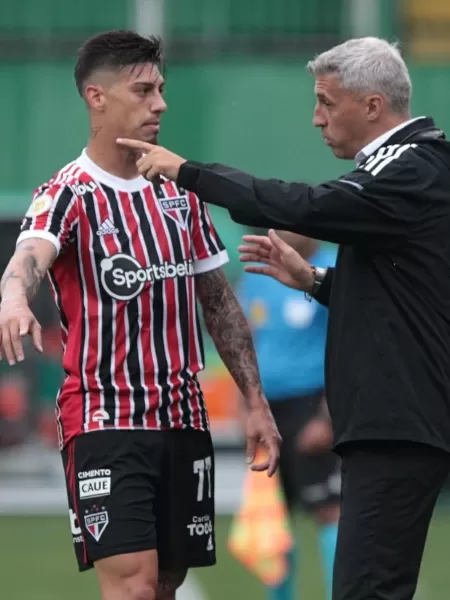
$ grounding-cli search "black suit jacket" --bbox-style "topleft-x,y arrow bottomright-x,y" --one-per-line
178,118 -> 450,453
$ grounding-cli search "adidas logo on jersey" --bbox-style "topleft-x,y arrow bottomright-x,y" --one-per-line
97,219 -> 119,236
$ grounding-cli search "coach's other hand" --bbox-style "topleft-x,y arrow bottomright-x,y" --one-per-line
116,138 -> 186,181
239,229 -> 315,292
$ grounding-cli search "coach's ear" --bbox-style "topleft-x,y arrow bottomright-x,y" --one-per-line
365,93 -> 383,122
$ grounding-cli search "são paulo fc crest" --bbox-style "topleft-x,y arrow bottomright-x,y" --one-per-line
158,195 -> 190,229
84,507 -> 109,542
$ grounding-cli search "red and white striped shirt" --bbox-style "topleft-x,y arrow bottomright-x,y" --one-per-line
18,150 -> 229,448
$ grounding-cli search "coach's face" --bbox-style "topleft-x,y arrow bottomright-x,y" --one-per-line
313,74 -> 373,160
102,63 -> 167,143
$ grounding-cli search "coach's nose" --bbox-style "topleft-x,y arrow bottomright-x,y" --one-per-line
313,103 -> 327,128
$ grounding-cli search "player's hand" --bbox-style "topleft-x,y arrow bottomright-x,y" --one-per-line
0,298 -> 43,365
297,417 -> 333,454
245,404 -> 282,477
238,229 -> 315,292
116,138 -> 186,181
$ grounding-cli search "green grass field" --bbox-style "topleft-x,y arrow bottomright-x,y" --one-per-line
1,511 -> 450,599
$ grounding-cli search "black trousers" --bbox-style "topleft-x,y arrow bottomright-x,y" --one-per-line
333,441 -> 450,600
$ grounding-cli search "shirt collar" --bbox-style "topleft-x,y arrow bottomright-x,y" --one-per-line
355,116 -> 427,165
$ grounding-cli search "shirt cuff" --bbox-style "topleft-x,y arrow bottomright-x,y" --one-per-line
194,249 -> 229,274
16,230 -> 61,255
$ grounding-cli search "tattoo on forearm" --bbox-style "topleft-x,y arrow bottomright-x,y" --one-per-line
0,271 -> 23,295
196,268 -> 262,397
0,243 -> 46,302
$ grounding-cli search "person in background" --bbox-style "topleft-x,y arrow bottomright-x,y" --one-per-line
237,230 -> 339,600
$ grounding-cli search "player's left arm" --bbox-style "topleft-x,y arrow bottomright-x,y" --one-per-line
196,267 -> 281,475
196,266 -> 262,406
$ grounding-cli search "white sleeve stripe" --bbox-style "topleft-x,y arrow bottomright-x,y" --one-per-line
363,144 -> 400,172
363,144 -> 417,177
16,230 -> 61,255
339,179 -> 364,191
370,144 -> 415,176
193,249 -> 229,274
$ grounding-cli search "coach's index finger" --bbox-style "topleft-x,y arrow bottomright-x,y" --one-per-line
116,138 -> 155,152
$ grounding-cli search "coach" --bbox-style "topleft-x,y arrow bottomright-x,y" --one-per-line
117,37 -> 450,599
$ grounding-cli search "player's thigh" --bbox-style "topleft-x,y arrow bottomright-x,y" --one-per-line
94,553 -> 187,600
333,441 -> 450,600
61,430 -> 163,574
156,430 -> 216,571
95,550 -> 159,600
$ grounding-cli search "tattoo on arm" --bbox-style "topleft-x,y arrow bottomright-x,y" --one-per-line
0,242 -> 48,303
196,267 -> 263,399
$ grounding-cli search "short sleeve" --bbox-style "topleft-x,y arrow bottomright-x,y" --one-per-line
189,193 -> 229,274
17,184 -> 79,255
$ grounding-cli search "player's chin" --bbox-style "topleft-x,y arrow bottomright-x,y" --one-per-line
139,133 -> 158,145
139,127 -> 159,144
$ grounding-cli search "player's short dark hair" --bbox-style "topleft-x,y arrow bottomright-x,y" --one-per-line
74,29 -> 163,96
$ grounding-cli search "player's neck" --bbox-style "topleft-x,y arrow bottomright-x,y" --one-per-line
86,136 -> 141,181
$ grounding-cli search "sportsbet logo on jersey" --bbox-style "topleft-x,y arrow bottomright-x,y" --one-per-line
100,253 -> 194,301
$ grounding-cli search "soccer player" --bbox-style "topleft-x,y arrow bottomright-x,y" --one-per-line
0,30 -> 281,600
238,231 -> 339,600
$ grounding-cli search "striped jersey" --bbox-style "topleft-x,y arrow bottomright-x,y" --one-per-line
18,150 -> 229,449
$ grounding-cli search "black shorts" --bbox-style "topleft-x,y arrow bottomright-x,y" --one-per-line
269,393 -> 341,512
61,429 -> 216,572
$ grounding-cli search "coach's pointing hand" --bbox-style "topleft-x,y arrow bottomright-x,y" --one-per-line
116,138 -> 186,181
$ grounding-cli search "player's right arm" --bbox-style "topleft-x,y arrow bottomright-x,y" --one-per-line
0,239 -> 57,364
0,183 -> 78,365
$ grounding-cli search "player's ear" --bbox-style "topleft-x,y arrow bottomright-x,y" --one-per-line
84,83 -> 107,112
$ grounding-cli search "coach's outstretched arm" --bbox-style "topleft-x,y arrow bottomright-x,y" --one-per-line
176,156 -> 424,249
0,239 -> 55,364
196,266 -> 282,476
116,138 -> 426,250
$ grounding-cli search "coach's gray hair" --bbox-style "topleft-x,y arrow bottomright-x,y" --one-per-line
307,37 -> 412,115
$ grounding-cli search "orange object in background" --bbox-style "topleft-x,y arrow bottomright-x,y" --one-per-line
228,447 -> 294,587
200,368 -> 244,442
0,376 -> 28,446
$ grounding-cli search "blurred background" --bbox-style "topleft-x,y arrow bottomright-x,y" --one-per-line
1,0 -> 450,598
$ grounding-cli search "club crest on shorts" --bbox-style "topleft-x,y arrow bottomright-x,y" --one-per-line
84,506 -> 109,542
158,195 -> 190,229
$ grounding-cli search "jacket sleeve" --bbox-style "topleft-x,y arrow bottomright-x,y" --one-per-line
177,147 -> 435,249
